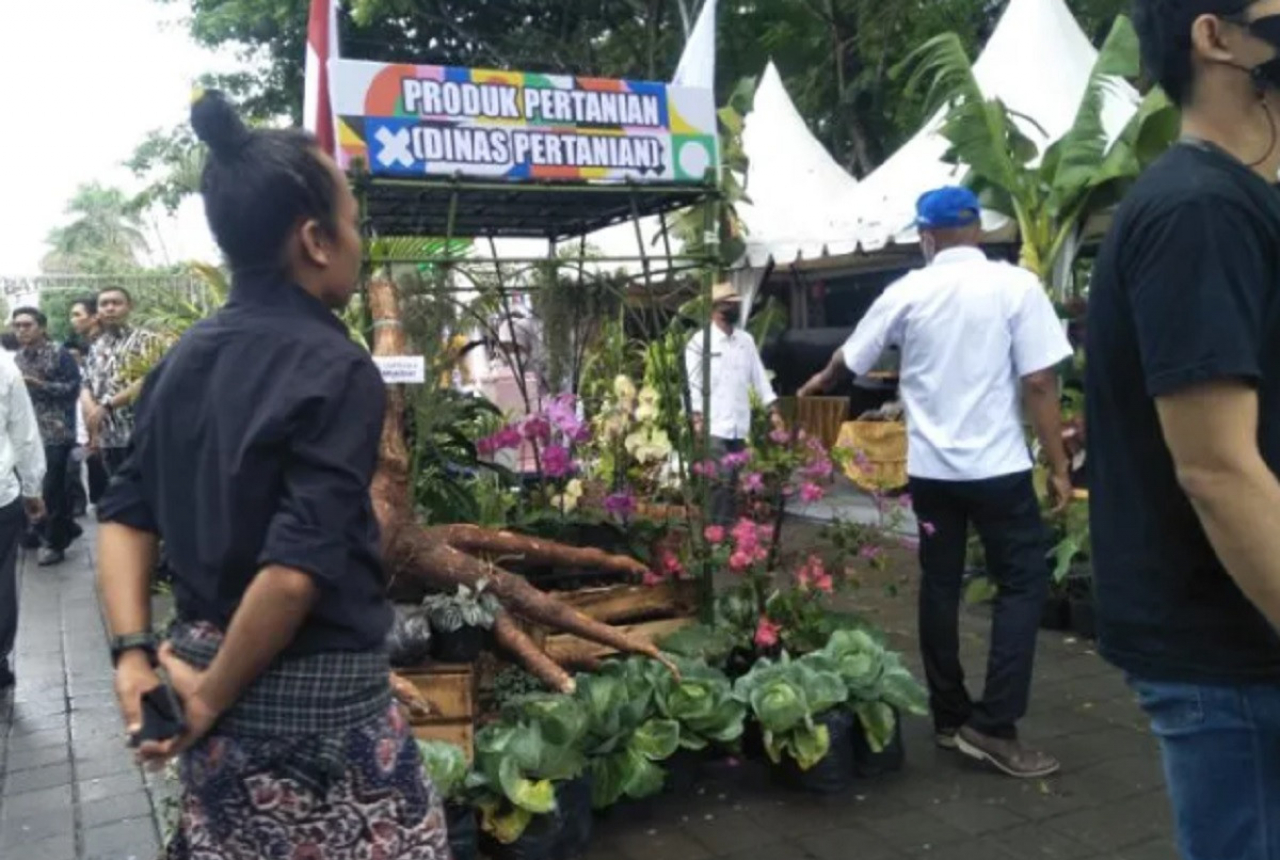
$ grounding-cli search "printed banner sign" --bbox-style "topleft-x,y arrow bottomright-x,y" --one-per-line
373,355 -> 426,384
329,59 -> 719,184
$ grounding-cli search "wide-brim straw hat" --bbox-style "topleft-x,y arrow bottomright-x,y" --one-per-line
711,283 -> 742,304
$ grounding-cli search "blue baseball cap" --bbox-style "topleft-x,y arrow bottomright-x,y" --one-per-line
915,186 -> 981,229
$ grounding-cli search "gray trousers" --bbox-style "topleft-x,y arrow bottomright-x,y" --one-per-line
0,499 -> 30,667
709,437 -> 746,526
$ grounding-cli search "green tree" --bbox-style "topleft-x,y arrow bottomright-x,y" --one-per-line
901,14 -> 1178,290
42,183 -> 150,275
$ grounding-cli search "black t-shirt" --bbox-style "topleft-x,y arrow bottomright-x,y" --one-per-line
1086,141 -> 1280,683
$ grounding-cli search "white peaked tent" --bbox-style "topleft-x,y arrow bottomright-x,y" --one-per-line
743,0 -> 1140,268
738,62 -> 862,268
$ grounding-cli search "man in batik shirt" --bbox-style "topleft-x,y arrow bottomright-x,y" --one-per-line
81,288 -> 159,475
13,308 -> 81,565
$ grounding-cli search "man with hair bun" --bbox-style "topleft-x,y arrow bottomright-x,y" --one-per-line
95,90 -> 449,858
1088,0 -> 1280,855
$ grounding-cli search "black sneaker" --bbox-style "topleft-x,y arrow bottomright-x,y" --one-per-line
935,728 -> 960,750
0,663 -> 14,689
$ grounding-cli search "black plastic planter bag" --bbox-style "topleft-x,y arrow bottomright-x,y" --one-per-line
551,775 -> 594,860
774,709 -> 856,795
432,625 -> 486,663
445,803 -> 478,860
852,707 -> 905,777
662,749 -> 705,796
480,812 -> 562,860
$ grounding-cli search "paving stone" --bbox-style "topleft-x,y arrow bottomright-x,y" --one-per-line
679,808 -> 777,854
83,816 -> 160,860
3,742 -> 69,774
613,826 -> 712,860
989,822 -> 1098,859
1116,839 -> 1180,860
0,783 -> 73,819
79,790 -> 155,830
75,751 -> 140,780
1,761 -> 72,796
862,809 -> 971,853
0,830 -> 75,860
924,796 -> 1025,835
1046,796 -> 1175,854
5,729 -> 68,753
796,825 -> 907,860
78,772 -> 148,804
0,807 -> 75,847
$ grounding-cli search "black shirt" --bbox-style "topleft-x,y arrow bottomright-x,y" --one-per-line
98,278 -> 392,657
1086,141 -> 1280,683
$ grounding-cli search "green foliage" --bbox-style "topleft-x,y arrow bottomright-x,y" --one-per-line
732,653 -> 846,770
471,693 -> 590,843
574,658 -> 680,809
417,740 -> 471,801
42,183 -> 149,276
1048,498 -> 1091,585
900,14 -> 1178,287
808,628 -> 928,752
126,127 -> 206,215
423,582 -> 502,632
652,657 -> 747,750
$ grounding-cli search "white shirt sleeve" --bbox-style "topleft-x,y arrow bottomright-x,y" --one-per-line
7,364 -> 45,497
748,336 -> 778,409
685,335 -> 705,415
1010,280 -> 1073,377
842,283 -> 908,376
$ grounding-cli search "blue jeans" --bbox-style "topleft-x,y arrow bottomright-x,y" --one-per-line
1131,678 -> 1280,860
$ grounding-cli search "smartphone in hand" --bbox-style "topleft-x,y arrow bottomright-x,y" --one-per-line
128,683 -> 186,747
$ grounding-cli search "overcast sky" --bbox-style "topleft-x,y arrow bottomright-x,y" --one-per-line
0,0 -> 248,274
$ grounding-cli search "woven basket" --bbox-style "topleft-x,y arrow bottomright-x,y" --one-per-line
837,420 -> 908,491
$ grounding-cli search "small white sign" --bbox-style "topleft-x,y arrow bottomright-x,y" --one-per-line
373,355 -> 426,384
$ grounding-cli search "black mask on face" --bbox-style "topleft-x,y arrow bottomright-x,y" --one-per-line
1238,14 -> 1280,90
719,306 -> 741,326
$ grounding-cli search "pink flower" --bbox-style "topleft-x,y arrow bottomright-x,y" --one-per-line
800,482 -> 825,504
660,551 -> 685,578
720,450 -> 752,470
704,525 -> 726,545
898,493 -> 914,510
731,519 -> 761,553
802,458 -> 834,480
754,617 -> 782,649
642,570 -> 666,587
692,460 -> 719,478
921,521 -> 938,537
521,415 -> 552,443
477,436 -> 498,456
495,425 -> 523,450
741,472 -> 765,494
604,492 -> 635,521
541,445 -> 574,478
854,449 -> 871,469
859,545 -> 885,563
729,551 -> 752,573
813,571 -> 834,593
545,394 -> 585,440
769,428 -> 790,445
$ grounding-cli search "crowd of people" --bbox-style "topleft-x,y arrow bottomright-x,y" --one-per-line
0,288 -> 156,688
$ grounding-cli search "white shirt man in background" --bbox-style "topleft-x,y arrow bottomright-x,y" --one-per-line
0,349 -> 48,689
800,186 -> 1071,778
686,283 -> 784,524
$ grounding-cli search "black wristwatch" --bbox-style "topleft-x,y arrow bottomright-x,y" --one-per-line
109,632 -> 157,667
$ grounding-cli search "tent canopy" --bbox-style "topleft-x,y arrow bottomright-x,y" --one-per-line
742,0 -> 1140,267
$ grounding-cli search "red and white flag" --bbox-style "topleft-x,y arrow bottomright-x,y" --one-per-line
303,0 -> 339,155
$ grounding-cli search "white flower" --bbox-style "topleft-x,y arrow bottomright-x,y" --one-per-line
551,478 -> 585,513
613,375 -> 638,407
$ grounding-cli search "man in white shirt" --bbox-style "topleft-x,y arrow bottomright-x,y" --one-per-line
686,283 -> 783,524
800,186 -> 1072,778
0,350 -> 49,689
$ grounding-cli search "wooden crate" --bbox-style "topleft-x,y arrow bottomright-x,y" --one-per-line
530,580 -> 699,666
397,664 -> 477,723
412,722 -> 475,763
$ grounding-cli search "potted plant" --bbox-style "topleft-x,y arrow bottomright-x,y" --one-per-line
417,740 -> 477,860
471,694 -> 590,860
651,657 -> 747,793
574,658 -> 680,812
810,628 -> 928,777
1047,499 -> 1092,636
732,653 -> 852,794
424,581 -> 501,662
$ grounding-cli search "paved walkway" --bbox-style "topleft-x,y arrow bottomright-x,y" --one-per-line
0,527 -> 1178,860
